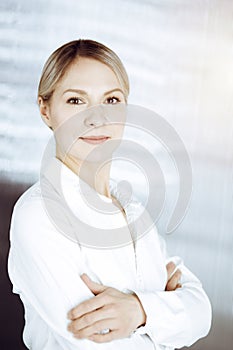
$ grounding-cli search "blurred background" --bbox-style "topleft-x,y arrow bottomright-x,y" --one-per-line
0,0 -> 232,349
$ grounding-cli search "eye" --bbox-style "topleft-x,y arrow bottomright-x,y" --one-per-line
66,97 -> 84,105
105,96 -> 121,104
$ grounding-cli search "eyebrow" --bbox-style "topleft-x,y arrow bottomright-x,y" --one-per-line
62,88 -> 124,96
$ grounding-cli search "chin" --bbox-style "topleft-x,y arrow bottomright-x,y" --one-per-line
74,139 -> 122,163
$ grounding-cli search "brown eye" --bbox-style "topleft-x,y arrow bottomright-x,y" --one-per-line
105,97 -> 121,104
67,97 -> 84,105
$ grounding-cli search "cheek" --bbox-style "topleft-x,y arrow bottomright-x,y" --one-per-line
50,102 -> 86,129
112,125 -> 125,138
53,113 -> 88,157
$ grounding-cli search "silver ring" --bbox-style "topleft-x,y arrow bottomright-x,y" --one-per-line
98,328 -> 110,334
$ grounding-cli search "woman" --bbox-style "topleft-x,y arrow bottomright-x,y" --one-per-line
8,39 -> 211,350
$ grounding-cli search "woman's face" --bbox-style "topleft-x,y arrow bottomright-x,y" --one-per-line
39,57 -> 126,162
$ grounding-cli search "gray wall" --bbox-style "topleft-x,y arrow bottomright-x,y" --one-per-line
1,0 -> 232,349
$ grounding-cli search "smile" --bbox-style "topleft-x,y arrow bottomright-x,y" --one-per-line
79,136 -> 110,144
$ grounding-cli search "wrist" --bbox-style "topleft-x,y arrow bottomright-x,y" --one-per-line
132,293 -> 147,328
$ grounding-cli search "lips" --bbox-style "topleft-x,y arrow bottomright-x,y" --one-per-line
79,135 -> 110,145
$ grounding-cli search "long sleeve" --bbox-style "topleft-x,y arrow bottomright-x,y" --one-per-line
133,238 -> 212,349
8,199 -> 92,349
8,198 -> 151,350
7,165 -> 212,350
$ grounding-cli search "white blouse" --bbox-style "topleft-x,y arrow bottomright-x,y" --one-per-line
8,157 -> 211,350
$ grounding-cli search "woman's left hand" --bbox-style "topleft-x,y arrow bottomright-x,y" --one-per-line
67,273 -> 146,343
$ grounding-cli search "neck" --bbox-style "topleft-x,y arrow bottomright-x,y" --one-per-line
56,153 -> 112,198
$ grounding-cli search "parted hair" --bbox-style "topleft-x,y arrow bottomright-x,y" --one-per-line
38,39 -> 129,102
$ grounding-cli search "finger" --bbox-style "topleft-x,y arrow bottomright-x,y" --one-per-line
68,293 -> 106,320
166,269 -> 182,291
166,269 -> 181,291
81,274 -> 106,295
73,318 -> 116,339
175,283 -> 182,290
166,261 -> 176,280
68,306 -> 111,333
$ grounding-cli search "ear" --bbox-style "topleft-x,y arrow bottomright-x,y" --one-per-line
38,96 -> 53,128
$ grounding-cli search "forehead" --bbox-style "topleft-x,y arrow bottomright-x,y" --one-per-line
58,57 -> 121,91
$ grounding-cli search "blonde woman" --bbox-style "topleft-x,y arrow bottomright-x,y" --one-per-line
8,39 -> 211,350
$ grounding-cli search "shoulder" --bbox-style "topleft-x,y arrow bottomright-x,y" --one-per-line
9,181 -> 77,249
11,181 -> 48,226
9,182 -> 51,244
14,181 -> 42,206
11,182 -> 45,228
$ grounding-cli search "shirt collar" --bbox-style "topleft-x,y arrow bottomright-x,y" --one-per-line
41,157 -> 142,221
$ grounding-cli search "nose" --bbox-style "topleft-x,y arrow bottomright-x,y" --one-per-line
84,106 -> 109,127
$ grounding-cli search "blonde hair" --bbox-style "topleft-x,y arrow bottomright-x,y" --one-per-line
38,39 -> 129,102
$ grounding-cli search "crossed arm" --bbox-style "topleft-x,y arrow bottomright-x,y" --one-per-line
9,201 -> 211,349
67,263 -> 182,343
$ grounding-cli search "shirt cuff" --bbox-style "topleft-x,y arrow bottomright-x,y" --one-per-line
132,290 -> 190,348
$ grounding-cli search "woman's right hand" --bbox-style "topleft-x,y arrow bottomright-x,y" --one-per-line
165,262 -> 182,291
